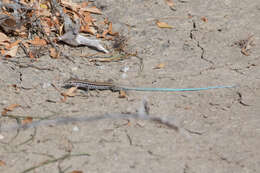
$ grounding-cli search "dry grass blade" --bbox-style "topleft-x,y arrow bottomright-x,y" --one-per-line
156,21 -> 173,28
1,104 -> 20,116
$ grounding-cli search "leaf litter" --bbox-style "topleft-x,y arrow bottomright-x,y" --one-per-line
0,0 -> 125,59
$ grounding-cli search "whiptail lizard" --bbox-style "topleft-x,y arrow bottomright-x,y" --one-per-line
63,78 -> 236,92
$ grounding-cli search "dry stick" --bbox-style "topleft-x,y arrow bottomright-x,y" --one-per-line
15,128 -> 37,146
21,153 -> 90,173
1,114 -> 22,144
1,113 -> 179,133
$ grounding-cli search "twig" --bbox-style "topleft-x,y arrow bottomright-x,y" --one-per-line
21,153 -> 90,173
1,113 -> 179,133
18,64 -> 54,71
16,128 -> 37,146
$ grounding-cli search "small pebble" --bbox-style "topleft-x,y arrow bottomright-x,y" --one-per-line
0,134 -> 4,140
72,126 -> 79,132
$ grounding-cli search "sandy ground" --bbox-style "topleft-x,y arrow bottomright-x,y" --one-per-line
0,0 -> 259,172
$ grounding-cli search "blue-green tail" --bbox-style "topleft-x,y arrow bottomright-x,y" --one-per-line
122,85 -> 236,92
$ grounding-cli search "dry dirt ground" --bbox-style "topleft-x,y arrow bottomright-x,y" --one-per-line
0,0 -> 260,172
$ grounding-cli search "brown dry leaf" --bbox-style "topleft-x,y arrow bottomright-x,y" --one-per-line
22,117 -> 33,125
61,87 -> 77,102
28,36 -> 47,46
0,49 -> 5,55
0,32 -> 10,46
10,84 -> 19,91
49,48 -> 59,58
4,45 -> 19,58
108,22 -> 118,36
1,104 -> 20,116
201,16 -> 208,22
119,90 -> 127,98
96,33 -> 102,38
80,25 -> 96,35
62,87 -> 77,97
156,21 -> 173,28
184,106 -> 191,110
69,171 -> 83,173
165,0 -> 175,7
82,12 -> 93,24
241,48 -> 249,56
5,40 -> 21,50
102,30 -> 109,38
0,160 -> 6,167
85,6 -> 102,14
153,63 -> 165,69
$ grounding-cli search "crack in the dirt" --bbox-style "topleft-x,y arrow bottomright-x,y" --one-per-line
19,72 -> 23,82
236,91 -> 250,106
229,68 -> 245,75
189,20 -> 214,65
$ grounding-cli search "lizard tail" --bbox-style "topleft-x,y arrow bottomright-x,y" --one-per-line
122,85 -> 237,92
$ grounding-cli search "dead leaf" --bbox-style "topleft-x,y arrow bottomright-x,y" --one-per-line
201,16 -> 208,22
108,22 -> 118,36
22,117 -> 33,125
0,160 -> 6,167
153,63 -> 165,69
4,45 -> 19,58
5,40 -> 21,50
80,25 -> 96,35
49,48 -> 59,58
184,106 -> 191,110
84,6 -> 102,14
0,32 -> 10,46
156,21 -> 173,28
1,104 -> 20,116
0,49 -> 5,55
241,48 -> 249,56
165,0 -> 175,7
61,87 -> 77,97
9,84 -> 19,91
119,90 -> 127,98
28,36 -> 47,46
82,12 -> 93,24
102,30 -> 109,38
61,87 -> 77,102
